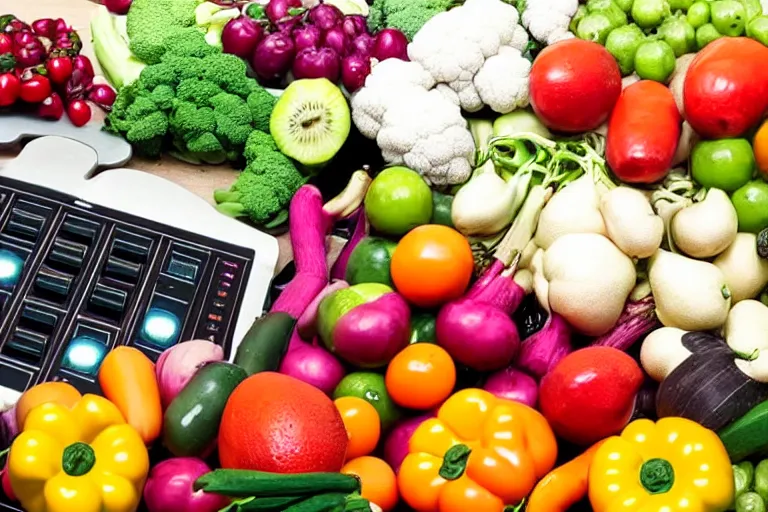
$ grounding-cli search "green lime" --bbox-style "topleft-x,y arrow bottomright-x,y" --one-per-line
364,166 -> 433,237
634,40 -> 677,82
333,372 -> 402,430
345,237 -> 397,286
691,139 -> 755,192
731,180 -> 768,233
686,2 -> 711,28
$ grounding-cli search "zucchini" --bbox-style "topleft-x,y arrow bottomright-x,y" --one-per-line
234,312 -> 296,375
719,399 -> 768,461
194,469 -> 361,498
222,496 -> 306,511
282,493 -> 348,512
430,191 -> 454,228
163,362 -> 247,457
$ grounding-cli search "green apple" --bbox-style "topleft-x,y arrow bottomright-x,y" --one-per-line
364,166 -> 433,236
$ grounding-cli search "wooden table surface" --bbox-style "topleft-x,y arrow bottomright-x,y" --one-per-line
0,0 -> 312,274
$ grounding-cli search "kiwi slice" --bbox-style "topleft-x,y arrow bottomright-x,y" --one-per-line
270,78 -> 351,167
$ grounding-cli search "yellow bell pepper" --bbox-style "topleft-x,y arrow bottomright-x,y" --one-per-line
7,393 -> 150,512
588,417 -> 734,512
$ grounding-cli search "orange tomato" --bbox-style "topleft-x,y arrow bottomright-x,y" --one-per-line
754,119 -> 768,178
15,382 -> 82,428
390,225 -> 474,308
342,456 -> 399,512
334,397 -> 381,460
385,344 -> 456,410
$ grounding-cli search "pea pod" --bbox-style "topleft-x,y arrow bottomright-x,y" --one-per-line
737,492 -> 767,512
756,460 -> 768,503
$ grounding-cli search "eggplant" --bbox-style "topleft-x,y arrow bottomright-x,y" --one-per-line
656,331 -> 768,431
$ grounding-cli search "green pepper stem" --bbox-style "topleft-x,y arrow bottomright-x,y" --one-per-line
62,442 -> 96,477
640,458 -> 675,494
439,444 -> 472,480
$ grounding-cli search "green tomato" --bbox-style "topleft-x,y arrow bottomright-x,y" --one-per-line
669,0 -> 694,11
696,23 -> 722,48
587,0 -> 630,27
736,492 -> 767,512
570,5 -> 589,32
739,0 -> 763,21
658,16 -> 697,56
691,138 -> 756,192
606,24 -> 647,74
710,0 -> 747,36
634,40 -> 677,82
577,13 -> 616,43
632,0 -> 672,28
731,180 -> 768,233
615,0 -> 635,12
686,1 -> 711,28
364,166 -> 433,236
747,15 -> 768,45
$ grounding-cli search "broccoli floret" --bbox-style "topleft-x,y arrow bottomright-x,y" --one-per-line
169,102 -> 217,142
247,88 -> 277,133
126,0 -> 201,64
150,85 -> 176,111
125,112 -> 169,157
162,29 -> 218,59
200,53 -> 251,97
367,0 -> 456,40
176,78 -> 222,105
214,131 -> 307,225
138,62 -> 178,90
209,93 -> 253,147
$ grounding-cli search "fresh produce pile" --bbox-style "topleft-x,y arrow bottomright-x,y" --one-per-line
0,14 -> 117,126
6,0 -> 768,511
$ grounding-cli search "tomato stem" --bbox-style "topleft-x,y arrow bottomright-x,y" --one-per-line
439,444 -> 471,480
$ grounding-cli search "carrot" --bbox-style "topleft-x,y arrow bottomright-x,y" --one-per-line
525,439 -> 607,512
98,346 -> 162,444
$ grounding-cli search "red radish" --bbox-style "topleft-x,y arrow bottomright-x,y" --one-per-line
266,0 -> 302,25
37,92 -> 64,120
292,47 -> 341,82
483,366 -> 538,407
322,27 -> 350,57
13,31 -> 45,68
684,37 -> 768,139
67,99 -> 91,127
103,0 -> 133,15
46,56 -> 73,85
373,28 -> 408,61
293,24 -> 323,51
87,83 -> 117,111
31,18 -> 56,38
308,3 -> 343,30
539,346 -> 644,445
530,39 -> 621,133
54,18 -> 71,36
606,81 -> 681,184
350,33 -> 375,58
19,74 -> 51,103
0,34 -> 11,54
252,32 -> 296,82
0,73 -> 20,107
72,55 -> 95,84
222,16 -> 264,59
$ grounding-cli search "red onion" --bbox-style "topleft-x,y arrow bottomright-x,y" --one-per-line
53,18 -> 70,36
292,46 -> 340,82
340,53 -> 370,92
483,366 -> 538,408
265,0 -> 302,25
13,31 -> 45,68
251,32 -> 296,81
515,313 -> 573,380
373,28 -> 408,61
350,33 -> 375,58
322,27 -> 349,57
308,3 -> 343,30
65,69 -> 92,101
293,24 -> 323,51
342,15 -> 368,38
31,19 -> 56,38
37,92 -> 64,120
88,84 -> 117,111
222,16 -> 263,58
103,0 -> 133,16
72,55 -> 95,83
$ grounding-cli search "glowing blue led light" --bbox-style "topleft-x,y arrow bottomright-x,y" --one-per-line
62,336 -> 107,375
0,249 -> 23,287
140,308 -> 180,348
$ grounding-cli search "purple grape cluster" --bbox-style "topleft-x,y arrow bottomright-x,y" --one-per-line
221,0 -> 408,92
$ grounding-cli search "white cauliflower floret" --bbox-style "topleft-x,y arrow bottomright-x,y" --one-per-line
521,0 -> 578,46
408,0 -> 530,114
475,46 -> 531,113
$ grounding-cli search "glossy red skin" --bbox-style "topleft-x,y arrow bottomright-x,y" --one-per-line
0,73 -> 20,107
684,37 -> 768,139
46,57 -> 73,85
67,99 -> 92,127
606,80 -> 681,184
530,39 -> 622,133
539,346 -> 644,446
19,75 -> 51,103
1,459 -> 15,502
0,34 -> 11,54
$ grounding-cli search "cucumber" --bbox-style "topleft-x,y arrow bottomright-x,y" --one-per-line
234,312 -> 296,375
430,191 -> 454,228
224,496 -> 306,511
163,362 -> 247,457
194,469 -> 361,498
283,493 -> 348,512
719,399 -> 768,461
410,311 -> 437,344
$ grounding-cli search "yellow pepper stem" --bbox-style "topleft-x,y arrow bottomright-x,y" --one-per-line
639,458 -> 675,495
62,442 -> 96,477
439,444 -> 472,481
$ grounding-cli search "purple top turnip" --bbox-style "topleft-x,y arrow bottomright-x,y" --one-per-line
143,458 -> 229,512
222,16 -> 264,59
293,47 -> 341,82
252,32 -> 296,82
483,367 -> 538,408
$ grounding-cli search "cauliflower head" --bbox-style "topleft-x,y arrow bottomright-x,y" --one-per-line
520,0 -> 578,46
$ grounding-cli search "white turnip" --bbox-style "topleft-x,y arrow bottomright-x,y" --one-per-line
714,233 -> 768,303
599,186 -> 664,259
671,188 -> 738,259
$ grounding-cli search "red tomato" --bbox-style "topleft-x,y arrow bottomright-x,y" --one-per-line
19,75 -> 51,103
0,73 -> 20,107
46,57 -> 73,85
390,225 -> 473,308
530,39 -> 621,133
0,34 -> 11,55
67,100 -> 92,127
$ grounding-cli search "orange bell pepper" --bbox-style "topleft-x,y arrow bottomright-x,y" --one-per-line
397,389 -> 558,512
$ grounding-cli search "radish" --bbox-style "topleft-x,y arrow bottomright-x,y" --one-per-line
483,366 -> 538,407
515,312 -> 572,380
143,458 -> 227,512
155,340 -> 225,409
